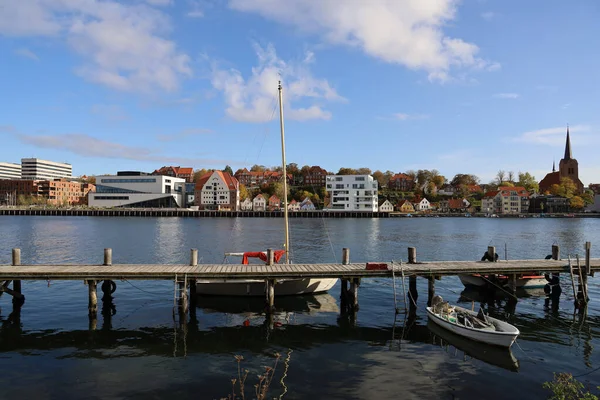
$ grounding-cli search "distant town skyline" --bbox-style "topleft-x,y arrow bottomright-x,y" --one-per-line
1,1 -> 599,184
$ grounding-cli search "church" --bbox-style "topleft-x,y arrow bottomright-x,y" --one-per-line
539,127 -> 584,194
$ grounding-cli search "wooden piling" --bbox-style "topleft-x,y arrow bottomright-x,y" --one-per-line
266,279 -> 275,312
552,244 -> 560,261
104,248 -> 112,266
341,248 -> 350,307
179,280 -> 189,314
102,248 -> 113,297
487,246 -> 496,262
12,249 -> 23,304
408,247 -> 416,264
585,242 -> 591,276
349,278 -> 360,311
427,276 -> 435,307
407,247 -> 418,310
88,280 -> 98,316
190,248 -> 198,267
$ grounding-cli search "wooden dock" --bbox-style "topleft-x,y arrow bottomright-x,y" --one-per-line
1,244 -> 596,327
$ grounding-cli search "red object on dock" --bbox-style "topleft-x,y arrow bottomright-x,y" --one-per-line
366,263 -> 389,270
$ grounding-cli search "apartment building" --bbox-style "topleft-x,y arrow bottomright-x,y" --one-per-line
21,158 -> 72,180
0,162 -> 21,180
325,175 -> 378,211
195,171 -> 240,211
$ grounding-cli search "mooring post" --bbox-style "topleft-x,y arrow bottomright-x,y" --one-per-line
101,248 -> 114,298
582,242 -> 590,301
104,248 -> 112,265
349,278 -> 360,312
11,249 -> 23,305
487,246 -> 496,262
88,279 -> 98,318
585,242 -> 591,276
189,249 -> 198,309
427,276 -> 435,307
341,248 -> 350,310
552,244 -> 560,261
265,249 -> 275,312
407,247 -> 418,313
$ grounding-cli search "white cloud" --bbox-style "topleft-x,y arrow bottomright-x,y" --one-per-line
393,113 -> 429,121
228,0 -> 498,82
0,1 -> 191,93
157,128 -> 213,141
16,132 -> 234,165
15,48 -> 39,61
481,11 -> 495,20
210,43 -> 345,123
513,125 -> 590,145
493,92 -> 519,99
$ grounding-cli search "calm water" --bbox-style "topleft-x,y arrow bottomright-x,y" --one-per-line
0,216 -> 598,400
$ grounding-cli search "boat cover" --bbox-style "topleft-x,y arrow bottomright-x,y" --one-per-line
242,250 -> 286,265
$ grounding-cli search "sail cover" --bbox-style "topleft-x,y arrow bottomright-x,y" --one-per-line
242,250 -> 286,265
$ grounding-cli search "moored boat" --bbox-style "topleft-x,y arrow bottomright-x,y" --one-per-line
459,273 -> 547,289
426,296 -> 520,348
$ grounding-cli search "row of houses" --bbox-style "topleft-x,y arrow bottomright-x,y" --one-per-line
239,195 -> 316,211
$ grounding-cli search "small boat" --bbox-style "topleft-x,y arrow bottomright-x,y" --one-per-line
459,273 -> 547,289
426,296 -> 520,348
427,320 -> 519,371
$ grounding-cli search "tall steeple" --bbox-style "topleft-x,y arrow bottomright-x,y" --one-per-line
563,125 -> 572,160
552,159 -> 556,172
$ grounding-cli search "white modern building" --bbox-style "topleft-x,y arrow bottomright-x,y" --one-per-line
88,172 -> 185,208
21,158 -> 72,180
0,162 -> 21,180
325,175 -> 378,211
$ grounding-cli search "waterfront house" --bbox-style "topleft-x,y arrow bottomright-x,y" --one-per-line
152,166 -> 194,183
288,199 -> 300,211
240,198 -> 253,211
397,200 -> 415,213
300,197 -> 316,211
253,194 -> 266,211
439,198 -> 470,213
303,166 -> 328,187
379,199 -> 394,212
195,170 -> 240,211
268,195 -> 281,211
481,186 -> 529,214
414,198 -> 431,212
325,174 -> 378,211
388,173 -> 415,192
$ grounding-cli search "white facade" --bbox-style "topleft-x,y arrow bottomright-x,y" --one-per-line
240,198 -> 253,211
325,175 -> 378,211
288,200 -> 300,211
379,200 -> 394,212
415,198 -> 431,212
0,162 -> 21,180
300,197 -> 315,211
197,171 -> 239,211
253,194 -> 266,211
89,174 -> 184,208
21,158 -> 72,180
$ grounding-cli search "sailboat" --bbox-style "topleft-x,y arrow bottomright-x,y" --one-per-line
196,81 -> 338,296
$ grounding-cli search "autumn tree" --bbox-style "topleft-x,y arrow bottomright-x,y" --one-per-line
337,167 -> 357,175
356,167 -> 372,175
239,184 -> 249,201
450,174 -> 479,187
569,196 -> 585,209
222,165 -> 233,175
372,170 -> 386,187
517,172 -> 539,193
496,170 -> 506,185
193,168 -> 209,182
557,177 -> 578,198
250,164 -> 266,172
273,182 -> 290,201
287,163 -> 299,175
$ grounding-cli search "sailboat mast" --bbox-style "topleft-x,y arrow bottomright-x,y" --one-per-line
278,81 -> 290,264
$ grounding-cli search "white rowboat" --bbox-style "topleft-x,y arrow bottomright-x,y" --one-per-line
426,297 -> 519,348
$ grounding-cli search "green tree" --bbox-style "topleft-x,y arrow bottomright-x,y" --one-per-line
517,172 -> 539,193
222,165 -> 233,175
499,181 -> 515,187
543,373 -> 598,400
337,167 -> 357,175
273,182 -> 290,201
557,177 -> 577,198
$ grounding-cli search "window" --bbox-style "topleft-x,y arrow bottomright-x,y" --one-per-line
100,178 -> 156,183
352,184 -> 357,189
335,177 -> 343,181
355,177 -> 365,181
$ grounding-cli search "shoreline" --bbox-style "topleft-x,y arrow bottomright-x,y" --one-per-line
0,207 -> 598,218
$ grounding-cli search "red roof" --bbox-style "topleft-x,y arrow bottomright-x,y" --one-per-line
390,173 -> 413,181
497,186 -> 529,197
195,171 -> 238,191
447,199 -> 465,209
539,171 -> 560,193
178,167 -> 193,175
397,200 -> 412,207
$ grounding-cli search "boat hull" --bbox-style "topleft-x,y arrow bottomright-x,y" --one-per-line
196,278 -> 338,296
426,306 -> 519,348
459,274 -> 547,289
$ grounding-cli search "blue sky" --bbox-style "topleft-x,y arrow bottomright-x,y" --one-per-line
1,0 -> 599,185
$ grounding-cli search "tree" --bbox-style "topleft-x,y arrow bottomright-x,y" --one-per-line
570,196 -> 585,209
507,171 -> 515,183
549,184 -> 561,195
239,184 -> 249,201
372,170 -> 386,187
499,181 -> 515,187
286,163 -> 299,176
193,168 -> 209,182
496,170 -> 506,185
450,174 -> 479,187
273,182 -> 290,201
250,164 -> 266,172
337,167 -> 357,175
405,170 -> 417,182
557,177 -> 577,198
222,165 -> 233,175
517,172 -> 539,193
356,167 -> 372,175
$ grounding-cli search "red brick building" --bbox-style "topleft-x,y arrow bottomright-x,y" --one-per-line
152,166 -> 194,183
0,179 -> 95,206
539,128 -> 584,194
302,166 -> 328,187
388,173 -> 415,191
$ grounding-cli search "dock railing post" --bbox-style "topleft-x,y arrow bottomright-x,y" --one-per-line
341,248 -> 350,311
552,244 -> 560,261
585,242 -> 591,276
11,249 -> 23,305
189,249 -> 198,309
583,242 -> 590,301
427,276 -> 435,307
407,247 -> 418,314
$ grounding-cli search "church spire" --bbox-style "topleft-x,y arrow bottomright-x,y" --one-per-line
564,125 -> 572,160
552,159 -> 556,172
